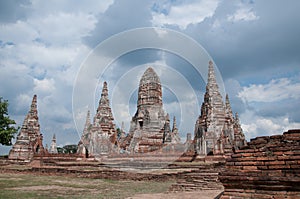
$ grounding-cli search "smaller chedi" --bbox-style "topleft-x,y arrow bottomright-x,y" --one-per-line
77,81 -> 118,157
49,134 -> 58,154
194,61 -> 247,156
8,95 -> 45,162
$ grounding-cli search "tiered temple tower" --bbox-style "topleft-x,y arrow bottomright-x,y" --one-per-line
194,61 -> 246,155
77,82 -> 118,157
126,67 -> 180,153
8,95 -> 44,162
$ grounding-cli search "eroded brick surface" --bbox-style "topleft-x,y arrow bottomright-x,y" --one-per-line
219,129 -> 300,198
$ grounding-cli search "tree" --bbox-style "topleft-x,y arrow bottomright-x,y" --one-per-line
0,97 -> 19,145
62,144 -> 78,154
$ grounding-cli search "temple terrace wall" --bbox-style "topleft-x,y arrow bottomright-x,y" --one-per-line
219,129 -> 300,199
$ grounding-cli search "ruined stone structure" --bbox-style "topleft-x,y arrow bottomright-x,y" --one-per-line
194,61 -> 246,156
163,115 -> 181,144
77,82 -> 118,157
124,67 -> 180,153
49,134 -> 58,154
8,95 -> 44,162
219,129 -> 300,198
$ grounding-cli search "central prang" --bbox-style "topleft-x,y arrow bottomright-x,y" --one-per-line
125,67 -> 180,153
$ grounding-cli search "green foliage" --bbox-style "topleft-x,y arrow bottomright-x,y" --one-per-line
62,144 -> 78,154
0,97 -> 19,145
57,145 -> 78,154
57,147 -> 64,154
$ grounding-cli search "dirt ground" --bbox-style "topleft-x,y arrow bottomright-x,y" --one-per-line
128,190 -> 223,199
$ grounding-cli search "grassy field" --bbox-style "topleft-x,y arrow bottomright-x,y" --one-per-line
0,173 -> 174,199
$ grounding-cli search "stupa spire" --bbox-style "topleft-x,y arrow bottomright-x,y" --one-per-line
30,94 -> 38,119
225,94 -> 233,119
93,81 -> 116,135
98,81 -> 109,109
172,116 -> 178,132
8,95 -> 44,162
166,113 -> 170,122
206,60 -> 219,92
49,134 -> 58,154
235,112 -> 240,123
84,110 -> 91,130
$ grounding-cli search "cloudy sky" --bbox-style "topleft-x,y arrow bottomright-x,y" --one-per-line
1,0 -> 299,154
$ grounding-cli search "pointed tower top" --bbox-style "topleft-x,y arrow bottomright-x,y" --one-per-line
165,113 -> 170,122
172,116 -> 177,131
140,67 -> 161,85
235,112 -> 239,122
98,81 -> 110,110
50,133 -> 57,154
85,110 -> 91,126
82,110 -> 91,138
137,67 -> 162,107
203,61 -> 223,106
93,81 -> 115,134
121,121 -> 125,131
225,94 -> 233,119
207,61 -> 219,91
30,94 -> 38,118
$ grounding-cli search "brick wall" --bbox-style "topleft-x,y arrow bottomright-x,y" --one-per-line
219,129 -> 300,198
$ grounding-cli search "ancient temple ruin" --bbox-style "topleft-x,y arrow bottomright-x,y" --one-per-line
8,95 -> 44,162
124,67 -> 181,153
77,81 -> 118,157
194,61 -> 246,156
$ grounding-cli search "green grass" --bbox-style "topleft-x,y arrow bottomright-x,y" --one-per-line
0,173 -> 174,199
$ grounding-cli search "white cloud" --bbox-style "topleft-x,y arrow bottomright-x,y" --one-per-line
238,78 -> 300,103
212,19 -> 221,29
30,0 -> 114,17
0,0 -> 107,153
152,0 -> 219,29
0,20 -> 38,43
241,110 -> 300,140
33,78 -> 55,94
14,93 -> 33,113
227,7 -> 259,22
28,12 -> 97,45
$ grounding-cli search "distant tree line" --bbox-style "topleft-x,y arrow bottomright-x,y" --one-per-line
57,144 -> 78,154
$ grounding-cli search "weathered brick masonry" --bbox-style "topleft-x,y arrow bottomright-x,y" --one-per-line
219,129 -> 300,198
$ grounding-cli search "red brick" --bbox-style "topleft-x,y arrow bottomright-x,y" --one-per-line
257,157 -> 277,161
231,153 -> 242,158
273,151 -> 285,156
265,161 -> 286,165
291,165 -> 300,169
285,160 -> 298,165
241,153 -> 254,157
243,166 -> 258,170
268,165 -> 290,169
